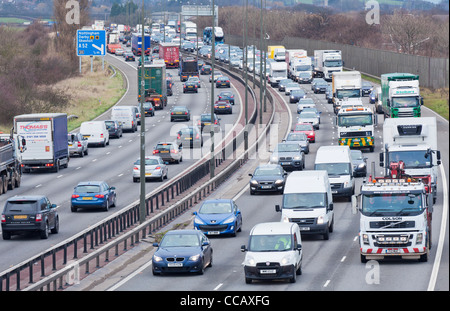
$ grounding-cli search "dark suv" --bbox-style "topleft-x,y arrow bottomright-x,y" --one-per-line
1,195 -> 59,240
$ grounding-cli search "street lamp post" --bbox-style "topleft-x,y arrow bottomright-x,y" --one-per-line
139,0 -> 146,224
210,0 -> 215,179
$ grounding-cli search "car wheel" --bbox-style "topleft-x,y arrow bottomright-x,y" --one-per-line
2,231 -> 11,240
103,200 -> 109,212
40,222 -> 49,239
71,205 -> 77,212
51,217 -> 59,234
84,148 -> 88,156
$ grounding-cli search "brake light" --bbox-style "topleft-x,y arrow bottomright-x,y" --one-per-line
72,194 -> 80,198
133,166 -> 139,170
77,142 -> 82,147
95,194 -> 105,198
177,134 -> 181,139
196,134 -> 199,139
153,150 -> 159,154
36,213 -> 42,222
1,215 -> 5,223
171,149 -> 178,154
155,166 -> 161,170
214,120 -> 218,125
100,134 -> 104,138
185,112 -> 188,115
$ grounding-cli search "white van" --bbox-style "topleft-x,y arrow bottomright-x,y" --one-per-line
314,145 -> 354,201
241,222 -> 303,284
111,106 -> 137,132
80,121 -> 109,147
275,170 -> 334,240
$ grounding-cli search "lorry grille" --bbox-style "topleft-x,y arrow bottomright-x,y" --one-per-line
290,218 -> 315,225
340,131 -> 372,137
397,111 -> 414,117
370,221 -> 415,229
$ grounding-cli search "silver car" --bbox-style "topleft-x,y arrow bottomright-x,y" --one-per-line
68,133 -> 88,157
132,156 -> 168,182
270,141 -> 305,171
297,111 -> 320,130
284,132 -> 310,154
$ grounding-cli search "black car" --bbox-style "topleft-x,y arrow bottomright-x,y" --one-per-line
200,65 -> 212,75
278,79 -> 292,92
124,52 -> 135,62
166,79 -> 173,96
143,102 -> 155,117
297,72 -> 312,84
198,113 -> 220,133
214,100 -> 232,114
361,81 -> 373,96
1,195 -> 59,240
183,81 -> 198,93
369,89 -> 377,104
105,120 -> 123,138
249,164 -> 287,195
313,81 -> 328,93
351,150 -> 367,177
218,91 -> 235,105
216,76 -> 230,88
170,106 -> 190,122
325,85 -> 333,103
289,89 -> 306,103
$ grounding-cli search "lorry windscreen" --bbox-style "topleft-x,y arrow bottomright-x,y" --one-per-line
361,193 -> 424,216
295,65 -> 310,71
283,193 -> 326,209
336,89 -> 360,99
338,114 -> 373,127
324,60 -> 342,67
388,151 -> 432,168
391,96 -> 420,108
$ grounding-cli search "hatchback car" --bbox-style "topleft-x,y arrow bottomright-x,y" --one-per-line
187,76 -> 201,88
216,76 -> 231,88
70,181 -> 116,212
270,142 -> 305,171
104,120 -> 123,138
350,149 -> 367,177
170,106 -> 190,122
176,126 -> 203,148
1,195 -> 59,240
361,81 -> 373,96
290,89 -> 306,103
193,199 -> 242,236
218,91 -> 235,105
249,164 -> 287,195
285,83 -> 300,95
296,98 -> 315,114
132,156 -> 168,182
124,52 -> 135,61
152,229 -> 213,275
152,142 -> 183,164
313,81 -> 328,94
214,100 -> 232,114
209,71 -> 222,82
284,132 -> 310,154
293,123 -> 316,143
297,111 -> 320,130
68,132 -> 88,157
183,81 -> 198,93
278,79 -> 293,92
311,78 -> 326,90
198,113 -> 220,133
200,65 -> 212,75
143,102 -> 155,117
297,72 -> 312,84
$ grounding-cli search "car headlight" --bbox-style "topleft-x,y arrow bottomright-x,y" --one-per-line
282,215 -> 289,222
223,216 -> 235,224
274,179 -> 284,185
194,217 -> 205,225
358,163 -> 366,169
293,156 -> 301,160
189,254 -> 201,261
362,233 -> 369,245
245,256 -> 256,266
271,156 -> 278,162
153,255 -> 163,262
250,180 -> 258,186
416,233 -> 423,244
317,215 -> 325,225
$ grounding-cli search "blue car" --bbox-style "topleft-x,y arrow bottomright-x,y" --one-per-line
71,181 -> 116,212
152,229 -> 213,275
193,199 -> 242,236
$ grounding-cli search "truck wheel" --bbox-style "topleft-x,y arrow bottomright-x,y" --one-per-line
8,172 -> 15,191
14,173 -> 21,188
360,254 -> 368,263
0,176 -> 4,195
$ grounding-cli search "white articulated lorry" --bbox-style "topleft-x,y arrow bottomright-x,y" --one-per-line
286,49 -> 311,82
332,71 -> 363,114
379,117 -> 441,204
314,50 -> 343,81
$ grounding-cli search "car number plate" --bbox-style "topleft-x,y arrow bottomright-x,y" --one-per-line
207,231 -> 220,235
175,112 -> 182,114
161,151 -> 169,153
281,162 -> 289,166
204,123 -> 211,125
185,137 -> 192,140
260,269 -> 276,274
145,173 -> 152,176
384,248 -> 401,254
82,197 -> 93,200
332,190 -> 338,194
219,106 -> 225,108
167,262 -> 183,267
13,215 -> 27,219
68,144 -> 73,146
83,135 -> 90,138
261,185 -> 272,189
300,227 -> 310,231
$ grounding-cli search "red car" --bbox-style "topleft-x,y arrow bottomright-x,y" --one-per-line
293,123 -> 315,143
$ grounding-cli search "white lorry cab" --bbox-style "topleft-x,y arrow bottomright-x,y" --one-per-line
276,171 -> 334,240
241,222 -> 303,284
111,106 -> 138,132
314,145 -> 354,201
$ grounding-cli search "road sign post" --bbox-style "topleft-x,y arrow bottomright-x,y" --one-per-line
76,30 -> 106,73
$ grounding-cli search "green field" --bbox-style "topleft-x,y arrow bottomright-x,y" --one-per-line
0,17 -> 30,24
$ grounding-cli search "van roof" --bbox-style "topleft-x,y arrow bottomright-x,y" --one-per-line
315,145 -> 350,164
250,222 -> 297,235
284,170 -> 329,193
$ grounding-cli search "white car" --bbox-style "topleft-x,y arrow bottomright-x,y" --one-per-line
297,111 -> 320,130
115,49 -> 124,56
132,156 -> 168,182
284,83 -> 301,96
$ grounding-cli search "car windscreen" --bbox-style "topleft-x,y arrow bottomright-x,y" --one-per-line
5,201 -> 38,212
160,233 -> 200,247
75,185 -> 101,193
199,202 -> 232,214
275,144 -> 301,152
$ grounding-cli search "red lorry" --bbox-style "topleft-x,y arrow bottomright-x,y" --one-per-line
159,43 -> 180,68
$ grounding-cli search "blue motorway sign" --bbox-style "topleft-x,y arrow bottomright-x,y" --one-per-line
76,30 -> 106,56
